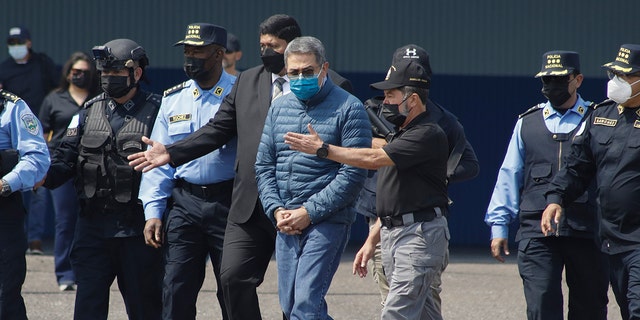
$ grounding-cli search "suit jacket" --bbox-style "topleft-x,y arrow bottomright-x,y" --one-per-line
166,65 -> 352,224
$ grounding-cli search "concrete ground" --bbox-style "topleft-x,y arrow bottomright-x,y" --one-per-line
23,244 -> 622,319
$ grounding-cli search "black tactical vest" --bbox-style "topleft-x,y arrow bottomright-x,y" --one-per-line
76,93 -> 159,212
517,106 -> 596,240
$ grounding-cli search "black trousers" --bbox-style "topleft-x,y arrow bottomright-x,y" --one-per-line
219,203 -> 276,320
609,248 -> 640,320
162,185 -> 230,320
70,216 -> 163,320
517,236 -> 609,320
0,194 -> 27,320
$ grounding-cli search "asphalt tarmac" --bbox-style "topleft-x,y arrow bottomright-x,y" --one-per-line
23,243 -> 622,319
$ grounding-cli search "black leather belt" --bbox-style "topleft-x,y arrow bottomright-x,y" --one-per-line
380,207 -> 445,229
176,179 -> 234,199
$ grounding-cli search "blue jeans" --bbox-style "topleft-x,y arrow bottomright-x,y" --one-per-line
276,222 -> 350,320
51,180 -> 78,285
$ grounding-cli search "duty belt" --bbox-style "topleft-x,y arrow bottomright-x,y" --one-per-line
176,179 -> 234,199
380,207 -> 445,229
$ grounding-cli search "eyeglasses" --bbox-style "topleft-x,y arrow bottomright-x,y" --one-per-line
287,66 -> 321,79
540,75 -> 575,85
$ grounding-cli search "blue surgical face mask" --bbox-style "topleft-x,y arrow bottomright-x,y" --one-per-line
289,71 -> 321,101
8,44 -> 28,61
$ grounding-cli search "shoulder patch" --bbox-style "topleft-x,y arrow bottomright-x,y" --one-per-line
84,93 -> 108,109
518,103 -> 544,119
0,90 -> 21,103
593,99 -> 616,110
163,82 -> 186,97
21,113 -> 40,135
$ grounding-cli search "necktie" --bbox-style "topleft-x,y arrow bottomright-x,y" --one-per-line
272,77 -> 286,102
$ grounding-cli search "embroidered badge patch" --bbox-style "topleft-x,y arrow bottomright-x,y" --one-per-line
21,113 -> 39,135
593,117 -> 617,127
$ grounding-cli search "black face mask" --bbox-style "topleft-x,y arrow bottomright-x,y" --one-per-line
101,75 -> 133,98
71,71 -> 90,89
381,104 -> 408,128
381,97 -> 410,127
183,56 -> 213,82
260,48 -> 285,74
542,82 -> 572,107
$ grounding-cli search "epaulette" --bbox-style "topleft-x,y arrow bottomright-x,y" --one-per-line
84,92 -> 108,109
593,99 -> 616,109
518,103 -> 544,119
163,82 -> 186,97
0,89 -> 21,103
146,93 -> 162,107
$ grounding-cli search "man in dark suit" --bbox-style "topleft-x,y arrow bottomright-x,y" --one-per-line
128,14 -> 352,320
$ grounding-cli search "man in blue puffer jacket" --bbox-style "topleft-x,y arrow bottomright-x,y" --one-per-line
255,36 -> 371,320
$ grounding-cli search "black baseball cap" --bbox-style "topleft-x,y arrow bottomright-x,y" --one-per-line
534,50 -> 580,78
7,26 -> 30,43
174,23 -> 227,48
370,60 -> 430,90
602,44 -> 640,75
226,33 -> 241,53
392,44 -> 432,78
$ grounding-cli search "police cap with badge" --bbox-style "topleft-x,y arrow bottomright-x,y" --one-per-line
174,23 -> 227,48
534,50 -> 580,78
602,44 -> 640,75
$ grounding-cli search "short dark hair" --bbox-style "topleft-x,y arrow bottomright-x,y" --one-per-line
401,86 -> 429,105
259,14 -> 301,43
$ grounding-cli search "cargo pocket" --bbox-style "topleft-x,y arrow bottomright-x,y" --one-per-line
114,165 -> 133,203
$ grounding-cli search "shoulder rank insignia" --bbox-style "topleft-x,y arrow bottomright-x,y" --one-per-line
518,103 -> 544,119
593,99 -> 616,110
163,82 -> 186,97
0,90 -> 20,103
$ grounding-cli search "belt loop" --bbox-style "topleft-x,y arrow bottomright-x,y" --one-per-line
402,213 -> 415,225
434,207 -> 442,217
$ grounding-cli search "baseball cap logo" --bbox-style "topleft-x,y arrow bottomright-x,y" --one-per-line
405,48 -> 417,57
384,66 -> 396,80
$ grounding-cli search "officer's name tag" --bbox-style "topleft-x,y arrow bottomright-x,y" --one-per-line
169,114 -> 191,123
593,117 -> 617,127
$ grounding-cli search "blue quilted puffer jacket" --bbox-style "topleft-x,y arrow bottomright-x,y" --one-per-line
256,78 -> 371,226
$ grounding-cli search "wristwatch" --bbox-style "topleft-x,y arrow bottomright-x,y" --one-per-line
316,143 -> 329,159
0,179 -> 11,197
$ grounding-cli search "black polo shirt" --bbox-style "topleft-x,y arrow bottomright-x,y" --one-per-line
377,112 -> 449,218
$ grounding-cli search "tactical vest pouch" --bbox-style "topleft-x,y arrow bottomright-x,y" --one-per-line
113,165 -> 133,203
81,162 -> 100,198
0,149 -> 19,176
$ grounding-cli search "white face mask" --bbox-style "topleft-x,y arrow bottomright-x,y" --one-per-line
607,75 -> 640,104
8,45 -> 28,61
